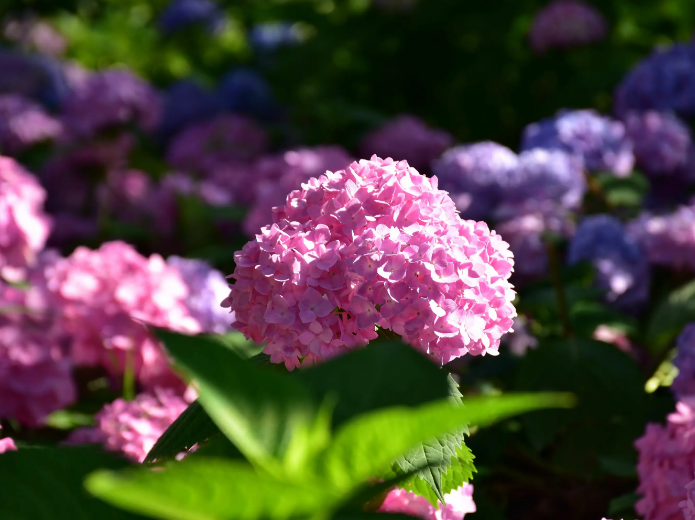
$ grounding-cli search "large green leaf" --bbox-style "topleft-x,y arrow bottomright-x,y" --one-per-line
156,330 -> 318,469
0,446 -> 145,519
646,278 -> 695,354
319,392 -> 573,490
86,459 -> 337,520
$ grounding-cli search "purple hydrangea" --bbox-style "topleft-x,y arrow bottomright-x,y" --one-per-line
432,141 -> 520,220
156,79 -> 223,143
359,115 -> 453,172
568,214 -> 650,310
528,0 -> 608,54
0,50 -> 68,109
615,43 -> 695,119
503,316 -> 539,357
520,109 -> 634,177
672,323 -> 695,400
158,0 -> 224,34
627,203 -> 695,272
60,69 -> 161,138
167,256 -> 231,334
623,111 -> 695,179
216,68 -> 279,121
0,94 -> 62,155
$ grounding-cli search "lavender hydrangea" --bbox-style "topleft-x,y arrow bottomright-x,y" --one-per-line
568,214 -> 650,310
615,43 -> 695,119
432,141 -> 520,220
156,79 -> 223,143
672,324 -> 695,400
521,109 -> 634,177
158,0 -> 224,34
167,256 -> 231,334
528,0 -> 608,54
60,69 -> 161,138
0,94 -> 62,155
623,111 -> 695,179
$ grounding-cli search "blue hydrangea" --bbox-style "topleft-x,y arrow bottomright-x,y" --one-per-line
568,214 -> 651,310
432,141 -> 519,220
520,109 -> 634,177
614,43 -> 695,119
0,50 -> 68,109
158,0 -> 224,34
249,22 -> 302,52
672,323 -> 695,399
156,79 -> 223,142
216,68 -> 280,120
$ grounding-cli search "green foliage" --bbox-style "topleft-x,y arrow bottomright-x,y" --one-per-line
646,278 -> 695,354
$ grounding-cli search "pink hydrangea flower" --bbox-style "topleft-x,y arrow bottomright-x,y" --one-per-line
359,116 -> 453,172
67,388 -> 189,463
0,426 -> 17,453
0,280 -> 76,427
635,398 -> 695,520
224,156 -> 517,370
681,474 -> 695,520
0,94 -> 63,155
378,484 -> 476,520
0,155 -> 51,280
243,146 -> 353,236
529,0 -> 608,54
42,241 -> 201,391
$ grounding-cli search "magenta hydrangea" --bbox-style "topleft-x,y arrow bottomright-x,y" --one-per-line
635,398 -> 695,520
359,115 -> 453,172
0,155 -> 51,280
0,281 -> 76,427
43,241 -> 201,391
528,0 -> 608,54
0,94 -> 62,155
0,426 -> 17,453
628,204 -> 695,272
67,388 -> 190,462
683,475 -> 695,520
60,69 -> 161,138
378,484 -> 476,520
672,324 -> 695,400
224,156 -> 517,370
243,146 -> 353,236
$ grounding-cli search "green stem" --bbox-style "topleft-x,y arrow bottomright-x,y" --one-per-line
123,348 -> 135,402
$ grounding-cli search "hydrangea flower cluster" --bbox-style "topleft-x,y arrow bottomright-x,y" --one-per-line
0,426 -> 17,453
243,146 -> 353,236
156,79 -> 223,142
567,214 -> 650,310
42,241 -> 201,391
0,155 -> 52,279
217,68 -> 278,120
0,94 -> 62,155
672,324 -> 695,400
635,398 -> 695,520
167,256 -> 231,334
158,0 -> 224,34
683,475 -> 695,520
614,43 -> 695,119
225,156 -> 517,370
0,50 -> 68,108
378,485 -> 476,520
528,0 -> 608,54
521,109 -> 634,176
67,388 -> 189,462
359,116 -> 453,172
61,69 -> 161,138
627,204 -> 695,272
0,281 -> 76,427
2,15 -> 67,56
623,111 -> 695,179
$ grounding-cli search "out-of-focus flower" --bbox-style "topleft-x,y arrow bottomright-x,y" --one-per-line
0,50 -> 68,108
217,68 -> 279,121
0,281 -> 76,427
378,484 -> 476,520
61,69 -> 161,138
0,426 -> 17,453
167,256 -> 231,334
521,109 -> 634,177
615,43 -> 695,119
359,115 -> 453,172
0,156 -> 51,280
2,15 -> 67,56
249,23 -> 303,52
628,204 -> 695,272
592,324 -> 632,353
156,80 -> 223,143
0,94 -> 62,155
43,241 -> 201,391
682,474 -> 695,520
243,146 -> 353,236
623,111 -> 695,179
225,156 -> 516,370
635,398 -> 695,520
568,214 -> 650,310
158,0 -> 224,34
166,114 -> 268,175
672,324 -> 695,400
432,141 -> 520,220
503,316 -> 539,356
67,388 -> 189,462
528,0 -> 608,54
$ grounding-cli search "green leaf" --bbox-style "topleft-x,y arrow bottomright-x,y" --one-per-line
319,392 -> 573,490
608,491 -> 640,515
0,445 -> 145,519
86,459 -> 337,520
646,278 -> 695,353
145,400 -> 221,463
156,330 -> 318,469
